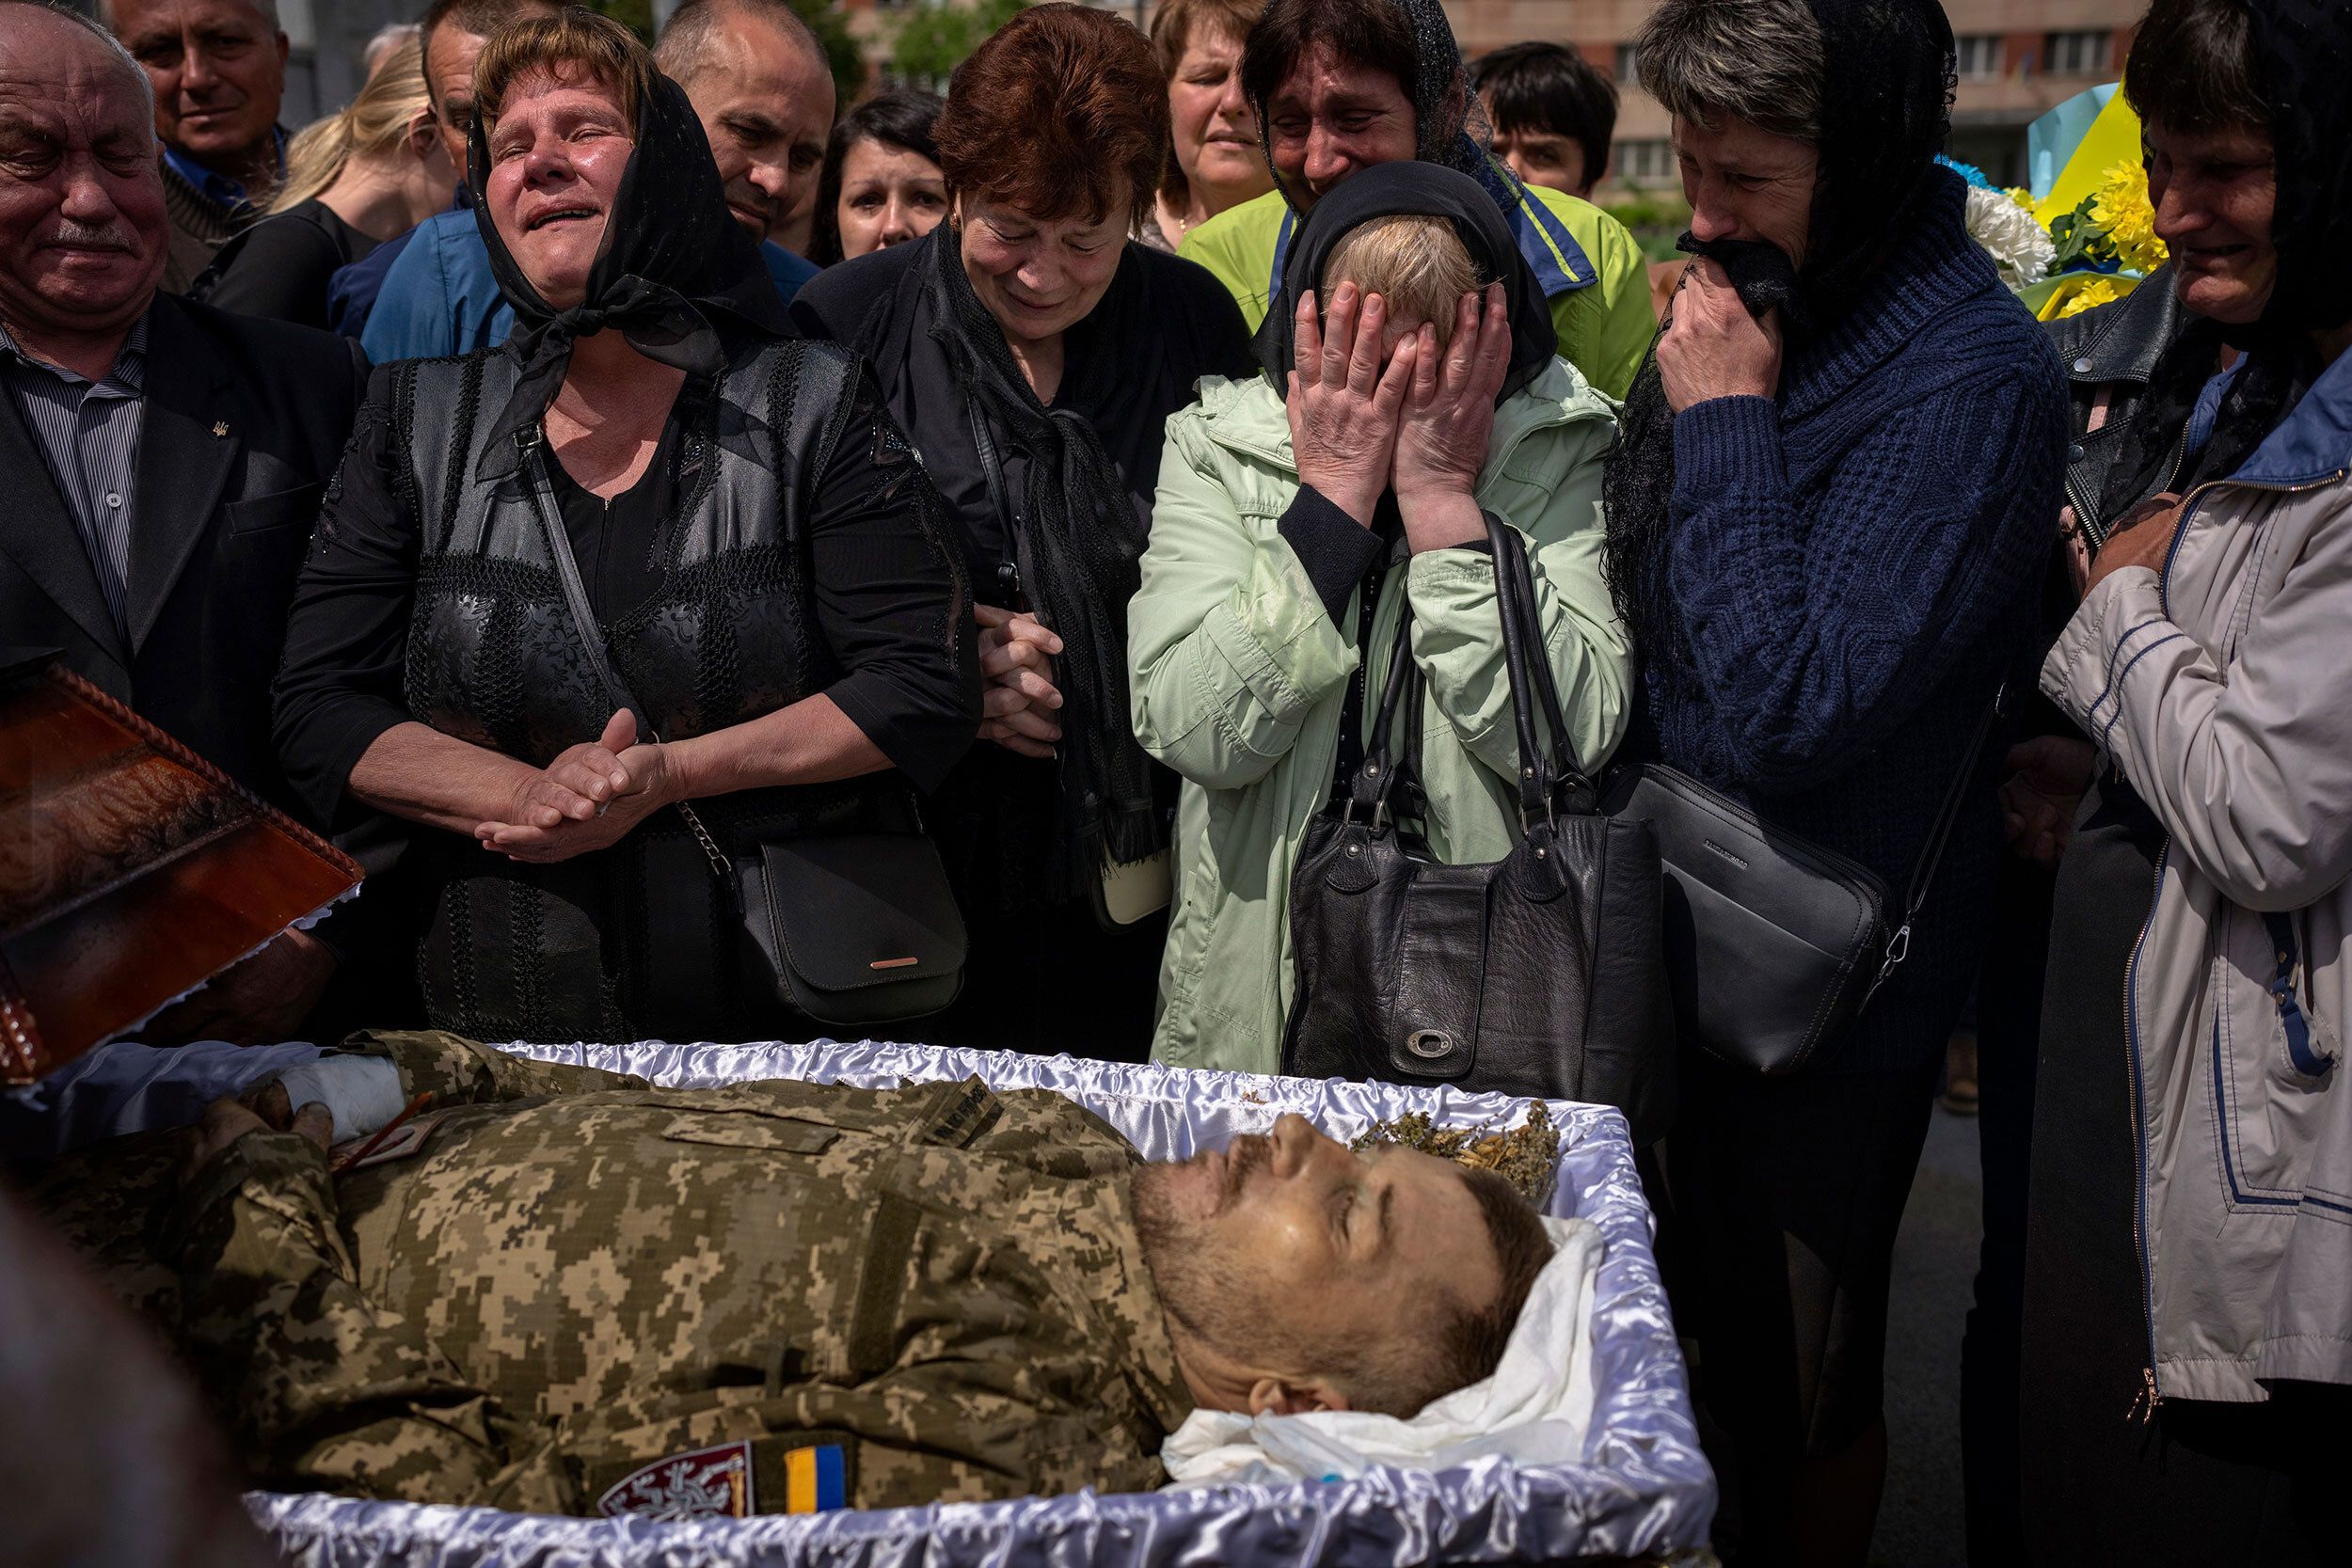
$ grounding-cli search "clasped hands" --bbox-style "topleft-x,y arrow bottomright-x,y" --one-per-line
977,603 -> 1064,760
475,707 -> 682,863
1287,279 -> 1515,550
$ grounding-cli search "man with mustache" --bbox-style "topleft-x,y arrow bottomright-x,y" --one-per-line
0,0 -> 366,1041
358,0 -> 825,362
30,1029 -> 1554,1516
101,0 -> 288,294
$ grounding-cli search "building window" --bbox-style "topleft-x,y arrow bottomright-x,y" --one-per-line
2043,31 -> 2114,76
1955,34 -> 2003,80
1614,138 -> 1674,185
1613,42 -> 1639,88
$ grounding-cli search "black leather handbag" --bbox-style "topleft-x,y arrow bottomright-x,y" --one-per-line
1279,513 -> 1676,1145
521,433 -> 966,1029
1597,692 -> 2004,1075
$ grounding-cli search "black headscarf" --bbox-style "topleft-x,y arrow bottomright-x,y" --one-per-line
2110,0 -> 2352,505
924,228 -> 1164,898
469,71 -> 793,481
1601,0 -> 1955,669
1248,0 -> 1532,220
1257,161 -> 1557,404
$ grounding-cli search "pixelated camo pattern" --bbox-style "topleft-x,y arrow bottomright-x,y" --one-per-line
27,1031 -> 1194,1515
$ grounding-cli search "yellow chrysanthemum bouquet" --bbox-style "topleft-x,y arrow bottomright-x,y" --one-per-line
1987,87 -> 2170,321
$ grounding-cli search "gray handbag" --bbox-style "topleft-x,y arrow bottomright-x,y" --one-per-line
1598,690 -> 2004,1075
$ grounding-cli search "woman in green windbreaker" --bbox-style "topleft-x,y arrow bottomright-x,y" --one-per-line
1128,161 -> 1633,1073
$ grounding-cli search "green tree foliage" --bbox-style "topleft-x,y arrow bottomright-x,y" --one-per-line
890,0 -> 1029,92
579,0 -> 656,39
791,0 -> 869,104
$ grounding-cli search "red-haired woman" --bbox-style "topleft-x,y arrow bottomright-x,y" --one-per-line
793,4 -> 1252,1060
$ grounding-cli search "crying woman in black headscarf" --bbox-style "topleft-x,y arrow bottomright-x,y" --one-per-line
272,8 -> 978,1047
1599,3 -> 2065,1565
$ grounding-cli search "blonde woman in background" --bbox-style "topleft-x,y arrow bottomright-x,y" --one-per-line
198,37 -> 455,330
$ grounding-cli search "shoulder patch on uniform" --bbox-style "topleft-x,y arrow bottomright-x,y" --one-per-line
596,1439 -> 755,1521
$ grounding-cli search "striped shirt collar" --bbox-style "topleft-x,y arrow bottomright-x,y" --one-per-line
0,311 -> 151,393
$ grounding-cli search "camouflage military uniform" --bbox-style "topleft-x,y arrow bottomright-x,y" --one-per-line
27,1032 -> 1195,1517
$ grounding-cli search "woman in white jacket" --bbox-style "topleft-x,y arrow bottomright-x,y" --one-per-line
2018,2 -> 2352,1560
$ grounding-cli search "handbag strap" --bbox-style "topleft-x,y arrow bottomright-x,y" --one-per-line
1343,511 -> 1580,839
1484,511 -> 1595,821
961,394 -> 1030,608
1860,680 -> 2011,1006
515,426 -> 732,881
1493,519 -> 1588,796
1348,595 -> 1423,825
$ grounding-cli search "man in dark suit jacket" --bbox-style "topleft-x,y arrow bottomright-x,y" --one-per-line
0,2 -> 367,1039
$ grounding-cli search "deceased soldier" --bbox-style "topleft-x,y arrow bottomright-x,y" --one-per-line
28,1033 -> 1554,1517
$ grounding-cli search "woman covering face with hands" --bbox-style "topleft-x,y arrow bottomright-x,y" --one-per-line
1128,160 -> 1633,1073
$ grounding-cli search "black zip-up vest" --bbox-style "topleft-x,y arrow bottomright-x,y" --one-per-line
393,336 -> 866,1041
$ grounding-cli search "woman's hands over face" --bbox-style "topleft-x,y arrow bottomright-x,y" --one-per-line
474,709 -> 684,863
977,603 -> 1064,760
1392,283 -> 1511,553
1656,258 -> 1783,413
1288,281 -> 1418,527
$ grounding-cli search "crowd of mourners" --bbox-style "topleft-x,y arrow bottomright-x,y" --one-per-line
2,0 -> 2347,1561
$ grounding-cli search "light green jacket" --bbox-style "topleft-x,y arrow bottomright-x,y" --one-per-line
1176,181 -> 1657,401
1128,359 -> 1633,1073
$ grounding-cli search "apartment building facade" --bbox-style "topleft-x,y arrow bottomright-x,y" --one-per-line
1445,1 -> 2146,191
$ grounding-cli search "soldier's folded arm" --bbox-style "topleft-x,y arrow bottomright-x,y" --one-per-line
485,1362 -> 1162,1514
330,1029 -> 653,1109
168,1126 -> 544,1502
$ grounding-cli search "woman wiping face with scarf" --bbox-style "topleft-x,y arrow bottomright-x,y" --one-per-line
1126,158 -> 1633,1075
273,8 -> 978,1047
1597,4 -> 2067,1565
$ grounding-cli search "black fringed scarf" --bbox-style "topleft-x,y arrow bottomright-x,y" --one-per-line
469,72 -> 792,482
2106,0 -> 2352,506
924,226 -> 1163,900
1602,0 -> 1957,671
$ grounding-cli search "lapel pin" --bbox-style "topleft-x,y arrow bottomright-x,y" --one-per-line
212,420 -> 230,438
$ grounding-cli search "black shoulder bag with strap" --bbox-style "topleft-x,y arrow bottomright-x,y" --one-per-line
1597,688 -> 2007,1075
517,425 -> 965,1030
1279,512 -> 1677,1146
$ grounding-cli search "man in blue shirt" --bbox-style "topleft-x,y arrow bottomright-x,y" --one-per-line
327,0 -> 561,340
358,0 -> 830,362
104,0 -> 288,293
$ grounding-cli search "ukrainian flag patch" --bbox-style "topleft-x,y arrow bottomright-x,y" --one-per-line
785,1442 -> 848,1513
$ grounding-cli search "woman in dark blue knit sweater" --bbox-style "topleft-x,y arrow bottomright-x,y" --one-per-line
1607,4 -> 2063,1563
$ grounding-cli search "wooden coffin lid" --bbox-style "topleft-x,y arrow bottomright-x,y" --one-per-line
0,652 -> 361,1085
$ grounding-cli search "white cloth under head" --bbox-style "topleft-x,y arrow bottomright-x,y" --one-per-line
1159,1213 -> 1605,1486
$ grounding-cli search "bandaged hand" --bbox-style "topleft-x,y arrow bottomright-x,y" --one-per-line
183,1095 -> 332,1185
